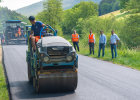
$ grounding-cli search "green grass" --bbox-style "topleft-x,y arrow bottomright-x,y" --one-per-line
115,12 -> 129,19
79,46 -> 140,70
64,35 -> 140,70
0,62 -> 9,100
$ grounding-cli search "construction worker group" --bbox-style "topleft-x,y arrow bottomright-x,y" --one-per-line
71,30 -> 120,59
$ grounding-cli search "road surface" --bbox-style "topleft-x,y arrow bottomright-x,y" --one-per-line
3,45 -> 140,100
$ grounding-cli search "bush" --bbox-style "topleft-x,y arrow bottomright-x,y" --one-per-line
120,15 -> 140,48
62,1 -> 98,34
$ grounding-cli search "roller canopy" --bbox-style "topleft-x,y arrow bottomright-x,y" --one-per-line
6,20 -> 21,23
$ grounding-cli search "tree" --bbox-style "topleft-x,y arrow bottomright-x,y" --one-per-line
36,0 -> 63,36
36,11 -> 47,23
99,3 -> 112,15
37,0 -> 63,28
125,0 -> 140,13
62,1 -> 98,34
99,0 -> 120,15
119,0 -> 140,48
112,1 -> 120,11
120,15 -> 140,48
119,0 -> 129,9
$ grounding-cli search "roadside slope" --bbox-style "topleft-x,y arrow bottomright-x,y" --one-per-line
0,46 -> 9,100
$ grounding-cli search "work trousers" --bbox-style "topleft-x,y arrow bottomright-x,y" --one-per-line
89,43 -> 94,55
73,42 -> 79,51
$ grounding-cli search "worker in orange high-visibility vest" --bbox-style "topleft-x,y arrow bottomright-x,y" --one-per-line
18,27 -> 21,37
72,30 -> 79,52
88,30 -> 95,55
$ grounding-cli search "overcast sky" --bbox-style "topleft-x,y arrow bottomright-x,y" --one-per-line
0,0 -> 42,10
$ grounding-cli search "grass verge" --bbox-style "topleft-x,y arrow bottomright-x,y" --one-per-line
79,46 -> 140,70
0,46 -> 9,100
64,35 -> 140,70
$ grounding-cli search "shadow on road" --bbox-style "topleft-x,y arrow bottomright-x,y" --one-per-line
10,81 -> 75,99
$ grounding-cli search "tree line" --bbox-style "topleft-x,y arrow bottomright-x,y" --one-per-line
0,7 -> 28,31
36,0 -> 140,49
99,0 -> 120,15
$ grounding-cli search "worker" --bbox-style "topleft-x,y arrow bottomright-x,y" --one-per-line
17,26 -> 21,37
72,30 -> 79,52
18,28 -> 21,37
15,33 -> 18,38
98,30 -> 107,57
28,16 -> 46,51
88,30 -> 95,55
110,30 -> 120,59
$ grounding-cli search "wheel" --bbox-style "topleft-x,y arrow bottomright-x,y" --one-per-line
35,79 -> 40,93
69,72 -> 78,91
33,77 -> 40,93
74,60 -> 78,68
28,63 -> 33,84
33,59 -> 40,93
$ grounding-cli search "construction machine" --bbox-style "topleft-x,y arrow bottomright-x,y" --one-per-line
3,20 -> 26,45
26,25 -> 78,93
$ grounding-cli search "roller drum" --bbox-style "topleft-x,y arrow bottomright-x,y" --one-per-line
36,72 -> 78,92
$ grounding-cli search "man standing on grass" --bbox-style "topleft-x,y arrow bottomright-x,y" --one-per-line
72,30 -> 80,52
98,30 -> 106,57
88,30 -> 95,55
110,30 -> 120,59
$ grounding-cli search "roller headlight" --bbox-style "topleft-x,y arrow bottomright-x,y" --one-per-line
71,52 -> 76,57
66,55 -> 73,62
44,56 -> 50,62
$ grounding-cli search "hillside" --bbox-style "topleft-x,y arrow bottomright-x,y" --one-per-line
100,10 -> 130,20
16,0 -> 101,16
16,1 -> 43,17
100,10 -> 121,18
0,7 -> 28,32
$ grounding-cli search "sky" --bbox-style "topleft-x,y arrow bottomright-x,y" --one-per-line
0,0 -> 42,10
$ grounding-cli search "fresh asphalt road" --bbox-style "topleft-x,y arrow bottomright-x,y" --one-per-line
3,45 -> 140,100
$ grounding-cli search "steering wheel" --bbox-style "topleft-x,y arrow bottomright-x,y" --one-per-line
39,25 -> 57,39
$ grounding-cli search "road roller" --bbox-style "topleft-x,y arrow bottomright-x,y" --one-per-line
26,25 -> 78,93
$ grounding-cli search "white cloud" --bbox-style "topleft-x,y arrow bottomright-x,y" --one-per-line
0,0 -> 42,10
